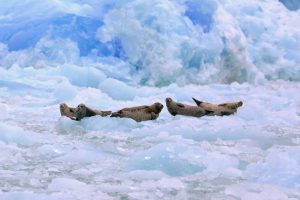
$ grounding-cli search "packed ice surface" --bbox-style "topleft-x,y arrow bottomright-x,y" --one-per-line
1,0 -> 300,199
1,67 -> 300,199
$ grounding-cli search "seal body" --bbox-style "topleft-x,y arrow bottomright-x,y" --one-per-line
165,98 -> 209,117
110,102 -> 164,122
60,103 -> 76,120
75,104 -> 112,121
192,98 -> 243,116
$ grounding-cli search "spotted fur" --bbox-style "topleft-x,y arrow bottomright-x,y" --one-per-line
110,102 -> 164,122
192,98 -> 243,116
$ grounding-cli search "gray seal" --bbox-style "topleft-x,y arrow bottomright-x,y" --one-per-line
192,98 -> 243,116
110,102 -> 164,122
75,103 -> 112,121
166,97 -> 212,117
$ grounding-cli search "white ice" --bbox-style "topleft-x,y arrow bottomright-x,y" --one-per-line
0,0 -> 300,199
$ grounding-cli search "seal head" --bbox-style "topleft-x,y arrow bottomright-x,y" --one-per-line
75,104 -> 112,121
150,102 -> 164,114
60,103 -> 76,119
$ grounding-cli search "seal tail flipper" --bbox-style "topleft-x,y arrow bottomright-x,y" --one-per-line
101,111 -> 112,117
150,112 -> 159,120
192,97 -> 203,106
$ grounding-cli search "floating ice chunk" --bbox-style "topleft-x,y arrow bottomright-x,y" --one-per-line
225,183 -> 291,200
0,103 -> 9,119
56,117 -> 83,135
36,144 -> 64,156
79,116 -> 143,132
99,78 -> 137,100
48,177 -> 113,199
48,177 -> 87,191
127,143 -> 205,176
56,113 -> 142,135
124,170 -> 168,181
54,146 -> 106,164
0,80 -> 38,91
127,142 -> 240,177
246,146 -> 300,188
58,64 -> 106,87
0,123 -> 34,145
0,191 -> 56,200
53,81 -> 77,102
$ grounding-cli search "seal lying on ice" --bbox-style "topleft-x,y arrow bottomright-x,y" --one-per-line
110,102 -> 164,122
75,104 -> 112,121
60,103 -> 76,120
166,97 -> 213,117
192,98 -> 243,116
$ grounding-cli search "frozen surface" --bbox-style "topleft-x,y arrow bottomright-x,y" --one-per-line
0,66 -> 300,199
0,0 -> 300,199
0,0 -> 300,85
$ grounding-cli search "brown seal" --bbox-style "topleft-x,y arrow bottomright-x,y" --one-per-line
192,98 -> 243,116
60,103 -> 76,120
75,104 -> 112,121
166,97 -> 212,117
110,102 -> 164,122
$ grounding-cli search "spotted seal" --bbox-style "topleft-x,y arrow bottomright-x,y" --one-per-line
60,103 -> 76,120
110,102 -> 164,122
166,97 -> 212,117
75,103 -> 112,121
192,98 -> 243,116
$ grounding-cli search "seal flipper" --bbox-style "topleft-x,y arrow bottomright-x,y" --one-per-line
150,112 -> 159,120
170,111 -> 177,116
192,98 -> 203,106
220,111 -> 232,116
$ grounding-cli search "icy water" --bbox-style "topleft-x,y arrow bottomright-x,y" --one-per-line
0,72 -> 300,199
1,0 -> 300,199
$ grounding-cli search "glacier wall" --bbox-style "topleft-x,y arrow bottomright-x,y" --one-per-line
0,0 -> 299,86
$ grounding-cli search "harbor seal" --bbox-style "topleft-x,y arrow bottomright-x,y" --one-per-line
110,102 -> 164,122
60,103 -> 76,120
75,104 -> 112,121
166,97 -> 212,117
192,98 -> 243,116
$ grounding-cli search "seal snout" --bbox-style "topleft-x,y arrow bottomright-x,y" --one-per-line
154,102 -> 164,113
166,97 -> 173,105
60,103 -> 67,109
77,103 -> 86,108
77,103 -> 87,111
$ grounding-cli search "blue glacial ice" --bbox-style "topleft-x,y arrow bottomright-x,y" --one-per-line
0,0 -> 300,199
